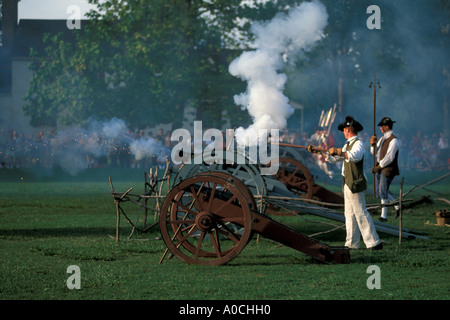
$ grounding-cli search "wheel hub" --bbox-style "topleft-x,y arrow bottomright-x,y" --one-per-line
196,211 -> 215,231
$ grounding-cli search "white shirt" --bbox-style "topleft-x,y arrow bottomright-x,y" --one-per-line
370,130 -> 399,168
327,136 -> 366,177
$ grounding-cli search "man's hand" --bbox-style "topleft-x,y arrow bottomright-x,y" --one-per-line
370,135 -> 377,147
328,147 -> 343,156
372,165 -> 382,173
307,145 -> 320,154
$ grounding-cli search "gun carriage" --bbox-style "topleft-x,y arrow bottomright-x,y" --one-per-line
110,146 -> 427,266
158,149 -> 350,265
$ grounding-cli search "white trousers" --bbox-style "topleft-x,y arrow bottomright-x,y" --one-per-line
343,184 -> 381,249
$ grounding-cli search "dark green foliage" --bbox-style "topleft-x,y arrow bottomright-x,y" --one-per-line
23,1 -> 449,134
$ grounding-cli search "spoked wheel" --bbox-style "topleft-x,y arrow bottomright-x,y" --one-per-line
173,150 -> 267,213
198,172 -> 257,212
274,157 -> 315,199
159,173 -> 253,265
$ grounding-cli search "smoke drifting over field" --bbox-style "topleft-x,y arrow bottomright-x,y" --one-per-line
3,1 -> 448,176
229,1 -> 328,146
284,0 -> 449,138
49,118 -> 165,175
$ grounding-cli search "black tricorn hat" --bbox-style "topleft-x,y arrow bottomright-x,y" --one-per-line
337,116 -> 364,132
377,117 -> 396,126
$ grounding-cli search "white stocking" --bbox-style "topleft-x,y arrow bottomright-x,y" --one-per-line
381,199 -> 388,219
388,193 -> 399,210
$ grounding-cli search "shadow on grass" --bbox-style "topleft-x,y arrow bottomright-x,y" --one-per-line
230,254 -> 390,266
0,226 -> 123,238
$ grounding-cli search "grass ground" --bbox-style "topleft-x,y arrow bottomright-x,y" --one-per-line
0,167 -> 449,301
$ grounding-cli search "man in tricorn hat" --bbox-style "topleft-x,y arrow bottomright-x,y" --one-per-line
370,117 -> 400,222
324,116 -> 382,250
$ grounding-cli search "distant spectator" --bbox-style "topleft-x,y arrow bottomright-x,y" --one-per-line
438,132 -> 449,168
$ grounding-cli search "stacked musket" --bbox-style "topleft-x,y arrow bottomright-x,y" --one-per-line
313,104 -> 337,178
318,103 -> 337,139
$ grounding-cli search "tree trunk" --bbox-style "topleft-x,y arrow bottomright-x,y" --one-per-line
443,66 -> 449,137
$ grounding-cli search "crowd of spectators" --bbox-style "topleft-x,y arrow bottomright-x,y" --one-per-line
0,128 -> 175,171
1,126 -> 449,172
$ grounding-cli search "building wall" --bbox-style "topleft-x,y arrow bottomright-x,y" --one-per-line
11,58 -> 35,132
0,93 -> 13,129
0,58 -> 48,135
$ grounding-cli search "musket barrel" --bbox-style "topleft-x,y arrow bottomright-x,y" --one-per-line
272,142 -> 327,153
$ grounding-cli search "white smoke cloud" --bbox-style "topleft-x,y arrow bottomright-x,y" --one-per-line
97,117 -> 128,139
130,138 -> 163,161
49,117 -> 165,175
229,0 -> 328,146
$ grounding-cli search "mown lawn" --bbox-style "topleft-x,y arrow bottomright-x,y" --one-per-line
1,168 -> 449,301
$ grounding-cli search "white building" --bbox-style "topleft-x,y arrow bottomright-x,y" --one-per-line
0,0 -> 80,135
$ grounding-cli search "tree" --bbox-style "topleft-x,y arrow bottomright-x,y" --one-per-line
24,0 -> 449,136
23,0 -> 253,129
284,0 -> 449,136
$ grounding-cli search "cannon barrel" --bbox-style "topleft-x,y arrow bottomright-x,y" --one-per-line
250,210 -> 350,264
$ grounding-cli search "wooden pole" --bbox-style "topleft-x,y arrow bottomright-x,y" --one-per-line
399,177 -> 404,245
403,172 -> 450,198
143,172 -> 148,228
272,142 -> 327,153
372,72 -> 377,198
108,176 -> 121,242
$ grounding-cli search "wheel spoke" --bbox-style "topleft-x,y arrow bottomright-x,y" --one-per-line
294,180 -> 308,188
174,224 -> 198,248
180,224 -> 196,233
290,167 -> 300,178
274,157 -> 314,199
167,219 -> 195,225
231,164 -> 242,176
281,161 -> 286,176
216,223 -> 241,243
206,183 -> 217,211
189,184 -> 205,211
159,174 -> 252,265
194,231 -> 206,261
209,230 -> 222,258
177,201 -> 199,217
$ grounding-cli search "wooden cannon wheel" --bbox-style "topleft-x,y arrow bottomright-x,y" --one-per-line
273,157 -> 315,199
159,173 -> 254,265
198,172 -> 257,211
173,150 -> 267,213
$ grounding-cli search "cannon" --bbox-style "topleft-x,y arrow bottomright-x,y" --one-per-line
275,145 -> 344,204
156,150 -> 349,265
174,147 -> 343,203
173,147 -> 344,216
160,171 -> 350,265
110,149 -> 427,266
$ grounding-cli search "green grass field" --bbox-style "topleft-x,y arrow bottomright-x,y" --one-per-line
1,168 -> 449,301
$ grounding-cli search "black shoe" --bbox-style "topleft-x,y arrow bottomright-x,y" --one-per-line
378,217 -> 388,222
369,243 -> 383,250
